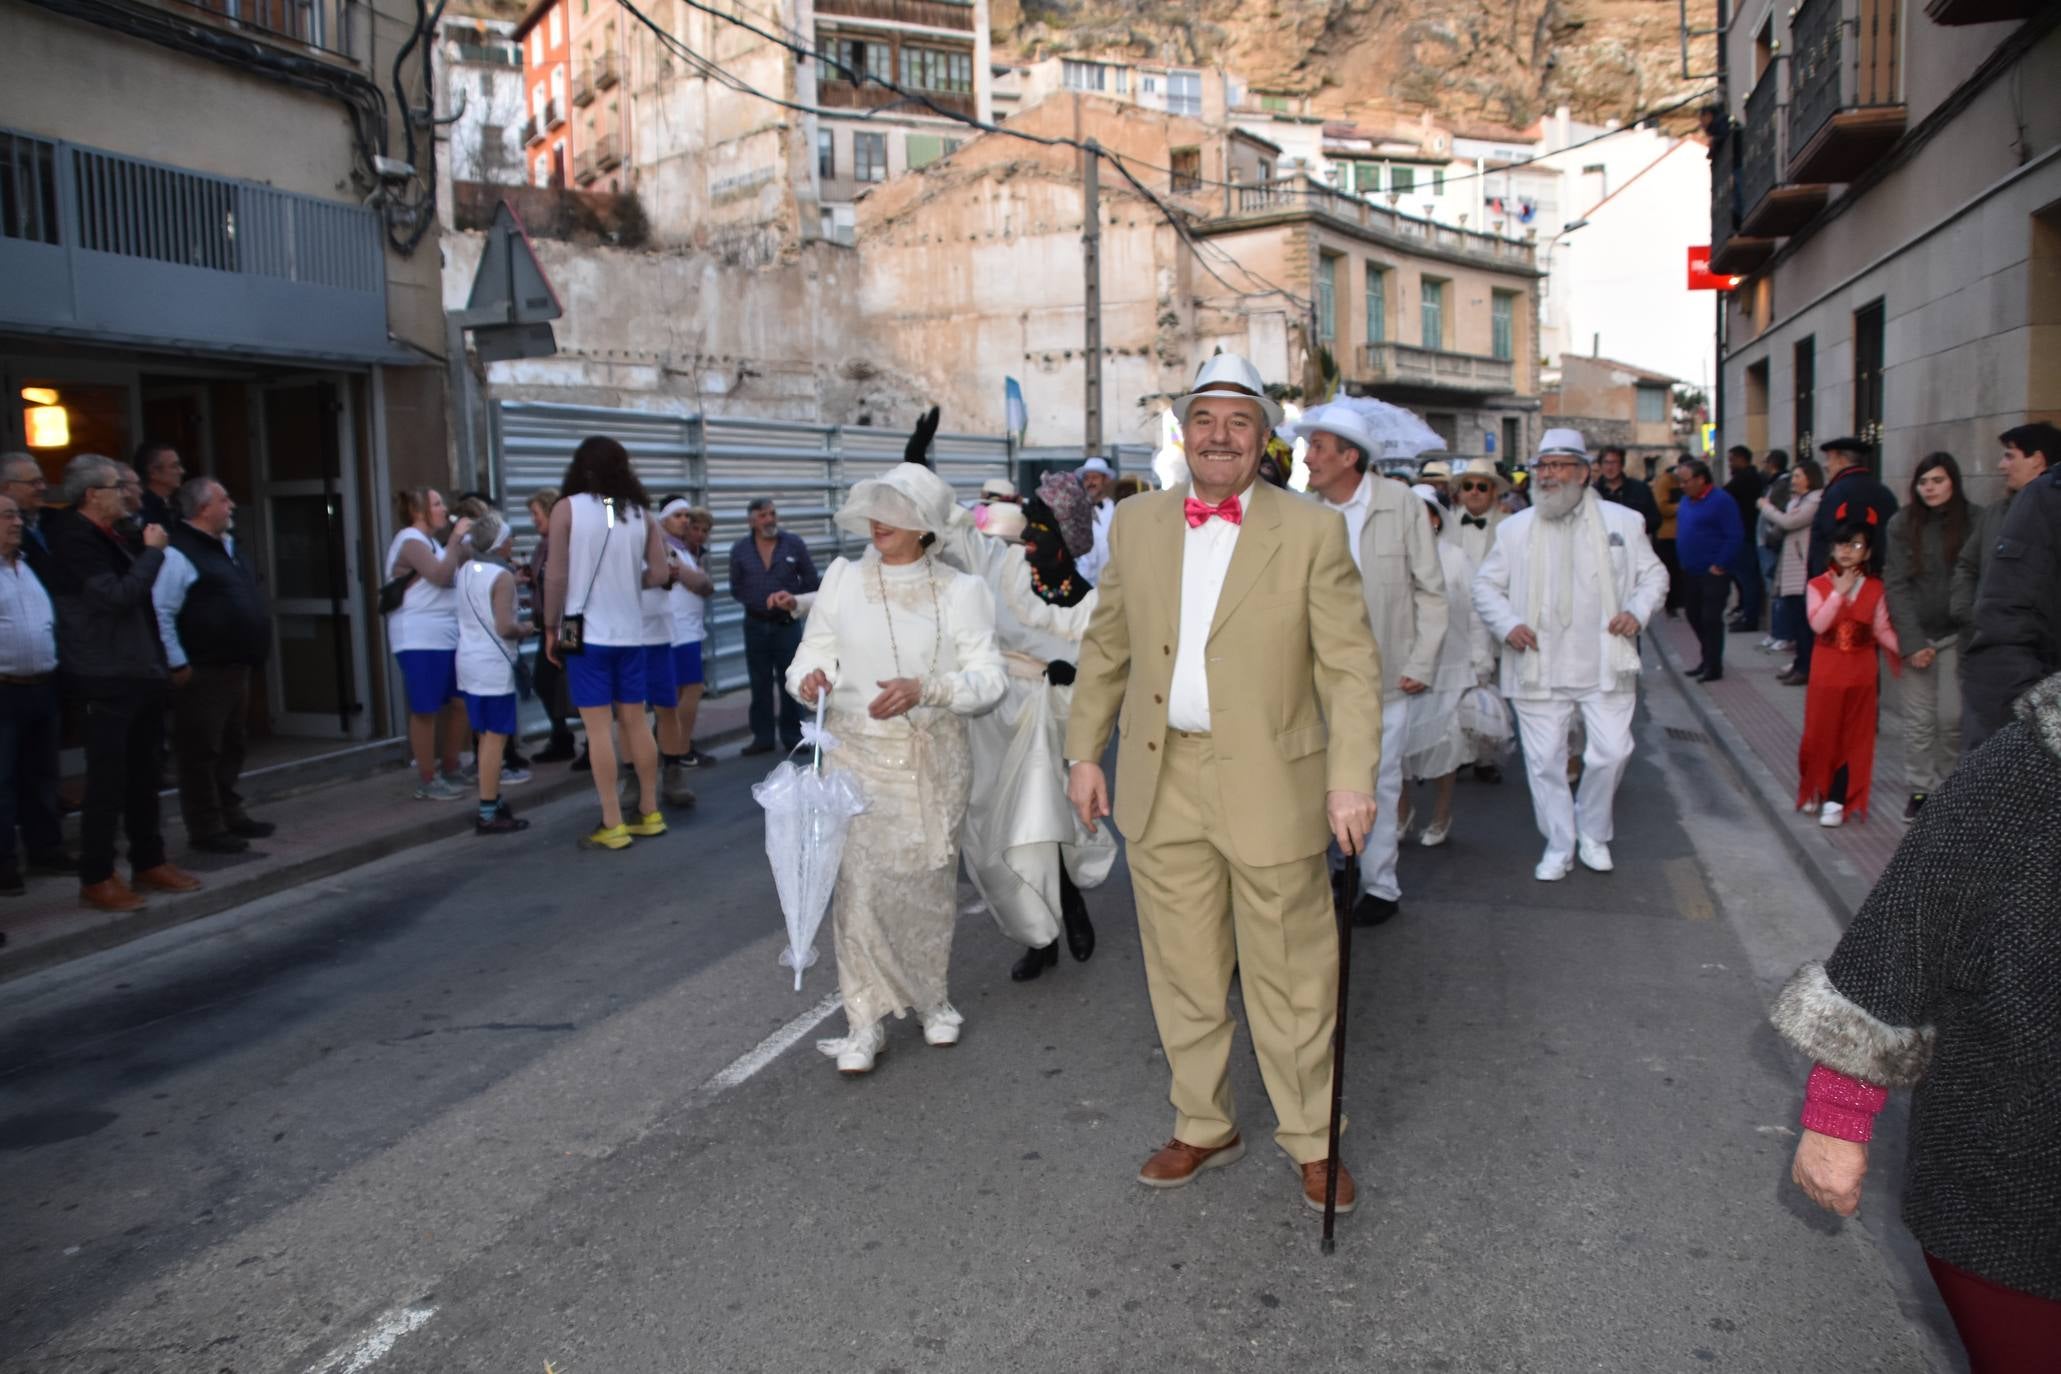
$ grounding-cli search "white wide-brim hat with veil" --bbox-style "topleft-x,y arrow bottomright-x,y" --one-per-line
834,462 -> 962,540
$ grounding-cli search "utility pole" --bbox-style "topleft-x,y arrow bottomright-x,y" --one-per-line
1082,139 -> 1103,457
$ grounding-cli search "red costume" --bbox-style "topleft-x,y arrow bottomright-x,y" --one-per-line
1796,572 -> 1900,820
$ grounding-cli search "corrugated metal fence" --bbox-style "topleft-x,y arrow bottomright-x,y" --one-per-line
487,401 -> 1018,703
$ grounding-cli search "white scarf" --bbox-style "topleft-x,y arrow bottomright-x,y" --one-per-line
1522,488 -> 1642,692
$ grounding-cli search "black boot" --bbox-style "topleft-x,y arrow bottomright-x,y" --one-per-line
1058,868 -> 1096,963
1011,942 -> 1059,981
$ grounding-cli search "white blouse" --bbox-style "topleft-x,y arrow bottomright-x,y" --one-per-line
785,552 -> 1006,725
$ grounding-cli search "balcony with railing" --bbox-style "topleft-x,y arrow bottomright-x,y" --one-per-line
524,115 -> 545,146
573,148 -> 599,185
595,132 -> 623,171
1788,0 -> 1906,184
1708,130 -> 1775,276
1355,342 -> 1515,396
0,126 -> 390,361
595,49 -> 621,89
813,0 -> 976,32
1737,59 -> 1828,238
1210,177 -> 1537,272
815,77 -> 977,120
572,69 -> 596,107
545,99 -> 567,131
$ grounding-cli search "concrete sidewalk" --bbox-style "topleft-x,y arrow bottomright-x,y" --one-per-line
0,692 -> 753,982
1649,612 -> 1910,917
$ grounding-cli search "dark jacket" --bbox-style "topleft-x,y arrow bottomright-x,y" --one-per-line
1770,673 -> 2061,1299
1595,475 -> 1661,537
168,522 -> 271,667
1808,466 -> 1898,577
1722,468 -> 1764,545
139,488 -> 174,532
1962,469 -> 2061,749
42,506 -> 168,681
1949,494 -> 2010,645
1882,502 -> 1979,650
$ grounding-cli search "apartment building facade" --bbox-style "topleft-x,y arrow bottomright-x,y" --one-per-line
1710,0 -> 2059,500
1543,355 -> 1686,472
516,0 -> 574,186
0,0 -> 452,744
437,10 -> 530,189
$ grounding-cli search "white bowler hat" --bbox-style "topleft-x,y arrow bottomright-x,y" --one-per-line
1535,427 -> 1591,462
979,476 -> 1019,500
1077,457 -> 1115,479
1290,401 -> 1377,458
1170,353 -> 1285,431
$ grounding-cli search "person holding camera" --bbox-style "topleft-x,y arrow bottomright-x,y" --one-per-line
456,510 -> 533,835
385,488 -> 473,801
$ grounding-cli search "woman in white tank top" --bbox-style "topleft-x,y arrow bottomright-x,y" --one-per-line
385,488 -> 474,800
542,437 -> 671,850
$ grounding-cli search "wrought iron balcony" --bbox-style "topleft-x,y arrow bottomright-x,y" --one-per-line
545,98 -> 567,131
0,126 -> 391,361
1737,60 -> 1828,238
1707,132 -> 1774,276
1788,0 -> 1906,184
1356,342 -> 1515,396
595,49 -> 622,89
572,70 -> 596,106
574,149 -> 599,185
595,133 -> 623,171
524,115 -> 545,146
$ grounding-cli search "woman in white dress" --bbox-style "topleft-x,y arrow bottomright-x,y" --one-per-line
1398,485 -> 1495,847
790,464 -> 1006,1075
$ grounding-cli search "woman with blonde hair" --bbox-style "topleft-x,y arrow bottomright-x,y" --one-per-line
790,464 -> 1005,1074
659,499 -> 718,770
384,487 -> 473,800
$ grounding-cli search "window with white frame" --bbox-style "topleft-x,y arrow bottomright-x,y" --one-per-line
550,66 -> 565,106
1061,59 -> 1106,92
1491,291 -> 1516,361
547,9 -> 560,46
530,31 -> 542,64
1166,70 -> 1201,117
1636,384 -> 1669,424
1364,264 -> 1387,344
1315,255 -> 1338,344
854,131 -> 887,182
817,129 -> 835,179
899,45 -> 973,93
1421,277 -> 1446,349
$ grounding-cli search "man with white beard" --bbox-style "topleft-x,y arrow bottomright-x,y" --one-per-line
1473,430 -> 1669,881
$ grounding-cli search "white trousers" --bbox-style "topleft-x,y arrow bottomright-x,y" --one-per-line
1355,691 -> 1411,900
1513,691 -> 1637,860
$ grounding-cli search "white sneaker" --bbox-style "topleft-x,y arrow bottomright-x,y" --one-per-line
921,1004 -> 964,1047
1418,817 -> 1451,848
1534,850 -> 1574,881
1577,837 -> 1614,872
1819,802 -> 1845,829
817,1021 -> 886,1075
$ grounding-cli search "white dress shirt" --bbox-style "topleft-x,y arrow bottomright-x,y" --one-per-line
151,532 -> 236,671
0,552 -> 58,676
1321,472 -> 1376,573
1166,484 -> 1252,733
1077,498 -> 1115,586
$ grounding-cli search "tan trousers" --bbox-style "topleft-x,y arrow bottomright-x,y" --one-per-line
1126,731 -> 1339,1164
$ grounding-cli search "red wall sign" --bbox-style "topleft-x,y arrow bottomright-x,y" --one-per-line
1688,246 -> 1741,292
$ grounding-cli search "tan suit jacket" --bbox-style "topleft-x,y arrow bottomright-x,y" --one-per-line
1064,481 -> 1385,868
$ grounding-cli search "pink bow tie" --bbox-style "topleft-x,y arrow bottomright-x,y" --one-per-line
1184,493 -> 1244,528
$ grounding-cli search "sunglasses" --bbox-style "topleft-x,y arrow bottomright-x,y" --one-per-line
1458,481 -> 1495,493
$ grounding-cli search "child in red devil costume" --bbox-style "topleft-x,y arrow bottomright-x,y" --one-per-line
1797,519 -> 1901,827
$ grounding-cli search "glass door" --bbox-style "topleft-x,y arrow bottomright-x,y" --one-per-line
252,377 -> 371,738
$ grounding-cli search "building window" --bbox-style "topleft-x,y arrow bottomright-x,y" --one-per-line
1491,291 -> 1516,361
1420,278 -> 1446,349
817,129 -> 835,179
1258,158 -> 1275,182
900,46 -> 973,93
1061,59 -> 1107,92
1169,147 -> 1202,194
1853,300 -> 1884,442
532,83 -> 546,115
1502,416 -> 1521,461
822,35 -> 892,83
1316,256 -> 1338,344
1353,163 -> 1380,196
1364,265 -> 1387,344
1141,74 -> 1158,95
1166,70 -> 1202,117
530,31 -> 542,65
1391,165 -> 1416,196
1260,93 -> 1289,112
547,9 -> 560,46
907,134 -> 958,169
1432,169 -> 1445,196
581,0 -> 589,12
854,131 -> 887,183
550,67 -> 565,105
533,154 -> 550,187
1793,335 -> 1816,453
1636,384 -> 1668,424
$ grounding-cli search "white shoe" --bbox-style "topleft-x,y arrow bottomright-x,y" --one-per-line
818,1021 -> 887,1075
1799,799 -> 1820,815
1418,817 -> 1451,848
1534,850 -> 1573,881
1819,802 -> 1845,829
1577,837 -> 1614,872
921,1004 -> 964,1047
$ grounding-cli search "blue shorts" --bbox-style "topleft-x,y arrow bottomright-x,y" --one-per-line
643,642 -> 679,707
396,649 -> 459,715
464,691 -> 518,737
671,640 -> 705,687
566,642 -> 647,709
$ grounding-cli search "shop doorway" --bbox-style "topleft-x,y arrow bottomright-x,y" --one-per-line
252,377 -> 371,739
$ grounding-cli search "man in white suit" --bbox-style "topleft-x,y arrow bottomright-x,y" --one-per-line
1472,429 -> 1669,881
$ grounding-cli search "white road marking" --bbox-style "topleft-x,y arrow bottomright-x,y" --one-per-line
304,1304 -> 437,1374
704,991 -> 843,1091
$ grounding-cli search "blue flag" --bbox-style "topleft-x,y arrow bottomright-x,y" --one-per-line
1004,376 -> 1028,444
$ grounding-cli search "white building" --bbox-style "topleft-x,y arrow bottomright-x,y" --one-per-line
437,12 -> 531,190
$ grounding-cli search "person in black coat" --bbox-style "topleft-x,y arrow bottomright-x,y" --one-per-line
1772,669 -> 2061,1367
1793,437 -> 1898,682
1593,446 -> 1661,536
1722,445 -> 1767,631
1961,431 -> 2061,751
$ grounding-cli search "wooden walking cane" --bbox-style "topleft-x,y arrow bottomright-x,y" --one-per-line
1321,855 -> 1354,1254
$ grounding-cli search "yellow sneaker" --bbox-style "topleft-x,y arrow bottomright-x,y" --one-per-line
579,823 -> 633,851
624,810 -> 668,838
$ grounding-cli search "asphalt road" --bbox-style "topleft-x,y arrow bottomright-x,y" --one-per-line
1,666 -> 1966,1374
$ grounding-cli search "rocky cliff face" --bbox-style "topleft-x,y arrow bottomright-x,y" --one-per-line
991,0 -> 1712,132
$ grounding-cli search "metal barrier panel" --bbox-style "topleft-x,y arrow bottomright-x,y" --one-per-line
491,400 -> 1014,720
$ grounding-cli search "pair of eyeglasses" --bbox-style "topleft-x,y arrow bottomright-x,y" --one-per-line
1533,460 -> 1585,474
1458,480 -> 1494,493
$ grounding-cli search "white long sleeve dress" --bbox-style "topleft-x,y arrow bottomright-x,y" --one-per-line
785,551 -> 1006,1030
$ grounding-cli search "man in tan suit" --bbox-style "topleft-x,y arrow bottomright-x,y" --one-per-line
1065,354 -> 1384,1214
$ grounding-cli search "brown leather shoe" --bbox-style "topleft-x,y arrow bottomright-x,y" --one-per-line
1137,1135 -> 1245,1188
80,877 -> 146,912
1299,1158 -> 1357,1214
133,864 -> 203,893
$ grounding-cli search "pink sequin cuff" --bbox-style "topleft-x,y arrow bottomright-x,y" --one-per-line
1801,1062 -> 1889,1143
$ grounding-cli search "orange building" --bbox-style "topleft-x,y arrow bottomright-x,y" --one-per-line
515,0 -> 574,187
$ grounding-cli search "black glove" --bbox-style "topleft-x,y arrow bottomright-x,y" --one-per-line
1044,659 -> 1077,686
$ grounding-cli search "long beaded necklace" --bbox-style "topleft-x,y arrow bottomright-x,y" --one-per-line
876,551 -> 943,683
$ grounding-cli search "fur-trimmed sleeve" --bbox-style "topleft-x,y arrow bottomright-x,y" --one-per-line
1770,961 -> 1933,1088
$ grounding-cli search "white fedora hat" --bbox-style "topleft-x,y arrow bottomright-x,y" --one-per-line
1451,455 -> 1511,492
979,476 -> 1019,501
1290,401 -> 1377,458
1170,353 -> 1285,431
1077,456 -> 1115,479
1534,427 -> 1591,462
